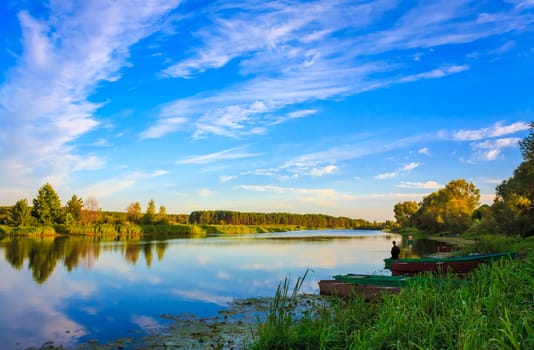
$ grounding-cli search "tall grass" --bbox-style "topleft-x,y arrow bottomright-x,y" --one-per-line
252,253 -> 534,349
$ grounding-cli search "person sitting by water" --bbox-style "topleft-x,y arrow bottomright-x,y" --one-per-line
391,240 -> 400,259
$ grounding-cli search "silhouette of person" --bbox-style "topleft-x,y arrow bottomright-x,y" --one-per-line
391,240 -> 400,259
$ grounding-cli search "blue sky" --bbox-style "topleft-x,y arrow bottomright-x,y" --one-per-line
0,0 -> 533,221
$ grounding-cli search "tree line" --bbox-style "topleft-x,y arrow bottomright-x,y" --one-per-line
394,122 -> 534,237
188,210 -> 385,229
0,188 -> 386,232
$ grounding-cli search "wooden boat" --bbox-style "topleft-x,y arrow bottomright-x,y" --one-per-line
318,273 -> 408,300
384,252 -> 517,275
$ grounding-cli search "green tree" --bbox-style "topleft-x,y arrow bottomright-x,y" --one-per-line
413,179 -> 480,234
66,195 -> 84,223
127,201 -> 142,223
393,201 -> 419,227
491,122 -> 534,236
32,183 -> 63,225
157,205 -> 168,224
144,199 -> 156,224
9,198 -> 33,227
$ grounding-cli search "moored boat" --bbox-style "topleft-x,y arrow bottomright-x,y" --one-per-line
318,280 -> 401,300
333,273 -> 408,287
318,273 -> 408,300
384,251 -> 517,275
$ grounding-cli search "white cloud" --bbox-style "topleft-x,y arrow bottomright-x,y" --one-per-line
397,181 -> 441,189
309,165 -> 338,177
0,0 -> 180,193
402,162 -> 420,171
176,147 -> 262,165
139,117 -> 188,139
453,121 -> 529,141
219,175 -> 237,183
418,147 -> 430,155
80,170 -> 167,199
145,0 -> 534,139
472,137 -> 521,160
375,172 -> 399,180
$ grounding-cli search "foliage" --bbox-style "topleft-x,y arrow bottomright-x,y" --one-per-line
127,201 -> 142,223
252,254 -> 534,349
479,122 -> 534,237
394,201 -> 419,228
144,199 -> 157,224
31,183 -> 63,225
157,205 -> 168,224
66,195 -> 84,224
9,198 -> 33,227
403,179 -> 480,234
189,210 -> 381,229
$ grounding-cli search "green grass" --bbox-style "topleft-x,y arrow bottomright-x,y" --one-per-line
252,253 -> 534,349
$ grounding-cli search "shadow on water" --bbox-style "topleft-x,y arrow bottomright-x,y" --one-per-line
401,237 -> 451,258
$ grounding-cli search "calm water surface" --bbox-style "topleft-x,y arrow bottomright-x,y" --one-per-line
0,230 -> 435,349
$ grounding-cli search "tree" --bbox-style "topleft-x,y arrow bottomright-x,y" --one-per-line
9,199 -> 33,227
144,199 -> 156,224
82,196 -> 100,225
491,122 -> 534,236
393,201 -> 419,227
127,202 -> 142,223
519,121 -> 534,162
66,195 -> 84,223
413,179 -> 480,234
32,183 -> 63,225
157,205 -> 168,224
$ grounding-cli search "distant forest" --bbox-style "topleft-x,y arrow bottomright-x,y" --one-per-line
188,210 -> 383,229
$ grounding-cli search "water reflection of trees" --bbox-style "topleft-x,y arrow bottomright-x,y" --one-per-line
0,237 -> 170,284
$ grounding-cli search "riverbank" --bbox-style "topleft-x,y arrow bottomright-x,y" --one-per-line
0,223 -> 313,239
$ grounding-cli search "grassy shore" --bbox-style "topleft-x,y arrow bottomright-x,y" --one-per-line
0,223 -> 311,239
251,252 -> 534,349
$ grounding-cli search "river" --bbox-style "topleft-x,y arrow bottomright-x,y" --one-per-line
0,230 -> 437,349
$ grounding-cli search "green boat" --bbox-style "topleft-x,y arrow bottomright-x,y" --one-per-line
384,251 -> 517,274
333,273 -> 409,287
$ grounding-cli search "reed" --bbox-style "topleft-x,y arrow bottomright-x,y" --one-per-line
252,253 -> 534,349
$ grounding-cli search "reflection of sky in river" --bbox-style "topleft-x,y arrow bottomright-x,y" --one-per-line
0,230 -> 400,349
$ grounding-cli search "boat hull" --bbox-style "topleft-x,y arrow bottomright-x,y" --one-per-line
390,260 -> 479,276
386,252 -> 517,276
318,280 -> 400,300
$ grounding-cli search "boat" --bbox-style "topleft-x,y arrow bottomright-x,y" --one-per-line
318,280 -> 401,300
318,273 -> 408,300
384,252 -> 517,275
333,273 -> 408,287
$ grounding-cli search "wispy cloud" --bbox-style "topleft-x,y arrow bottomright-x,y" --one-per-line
418,147 -> 430,155
402,162 -> 420,171
375,161 -> 421,180
144,0 -> 534,139
81,170 -> 168,199
139,117 -> 189,139
0,0 -> 180,190
175,147 -> 262,165
471,137 -> 521,161
453,121 -> 530,141
309,165 -> 338,177
396,181 -> 442,189
375,172 -> 399,180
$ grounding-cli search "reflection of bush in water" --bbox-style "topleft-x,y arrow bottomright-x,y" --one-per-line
1,236 -> 173,284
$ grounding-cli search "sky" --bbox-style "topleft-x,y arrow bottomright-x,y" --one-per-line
0,0 -> 533,221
